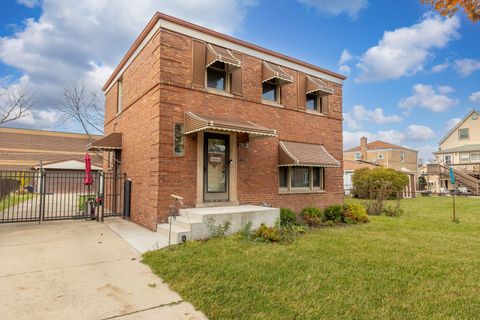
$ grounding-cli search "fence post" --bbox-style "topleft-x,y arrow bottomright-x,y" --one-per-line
100,171 -> 105,222
123,178 -> 132,219
38,170 -> 46,223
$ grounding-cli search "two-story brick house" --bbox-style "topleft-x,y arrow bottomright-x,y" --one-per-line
89,12 -> 345,230
344,137 -> 418,197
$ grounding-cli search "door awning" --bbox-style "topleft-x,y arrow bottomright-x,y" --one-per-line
279,141 -> 340,167
206,44 -> 241,69
306,75 -> 334,96
87,132 -> 122,151
184,112 -> 277,138
262,61 -> 294,86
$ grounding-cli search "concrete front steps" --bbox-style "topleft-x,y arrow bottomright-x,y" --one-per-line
156,205 -> 280,244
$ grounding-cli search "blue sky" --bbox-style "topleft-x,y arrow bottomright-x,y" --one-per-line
0,0 -> 479,160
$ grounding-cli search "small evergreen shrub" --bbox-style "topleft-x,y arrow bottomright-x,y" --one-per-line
300,206 -> 323,227
343,203 -> 369,224
280,208 -> 297,226
323,205 -> 343,223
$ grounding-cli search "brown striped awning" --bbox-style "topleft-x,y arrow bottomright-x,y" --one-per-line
87,132 -> 122,151
206,44 -> 241,69
306,75 -> 334,96
279,141 -> 340,167
262,61 -> 294,86
184,112 -> 277,138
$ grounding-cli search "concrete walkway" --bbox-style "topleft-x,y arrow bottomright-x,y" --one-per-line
0,220 -> 207,320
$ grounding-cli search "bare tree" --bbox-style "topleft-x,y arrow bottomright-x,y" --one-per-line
0,86 -> 34,125
57,80 -> 104,140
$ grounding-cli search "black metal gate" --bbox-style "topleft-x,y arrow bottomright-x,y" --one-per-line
0,170 -> 126,223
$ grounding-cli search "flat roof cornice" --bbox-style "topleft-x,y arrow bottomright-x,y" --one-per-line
102,12 -> 347,92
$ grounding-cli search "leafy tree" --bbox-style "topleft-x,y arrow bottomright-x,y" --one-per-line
421,0 -> 480,22
351,167 -> 409,200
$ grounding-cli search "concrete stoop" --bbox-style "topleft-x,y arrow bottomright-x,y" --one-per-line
156,205 -> 280,244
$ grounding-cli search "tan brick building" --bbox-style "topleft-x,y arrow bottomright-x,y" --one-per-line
92,12 -> 346,230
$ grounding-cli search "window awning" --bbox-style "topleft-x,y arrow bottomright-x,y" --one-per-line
184,112 -> 277,138
306,75 -> 334,96
206,44 -> 241,69
87,132 -> 122,151
262,61 -> 294,86
279,141 -> 340,167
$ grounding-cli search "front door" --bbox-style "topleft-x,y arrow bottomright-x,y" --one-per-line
204,133 -> 229,202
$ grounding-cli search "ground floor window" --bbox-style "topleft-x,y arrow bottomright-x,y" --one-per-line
279,166 -> 325,192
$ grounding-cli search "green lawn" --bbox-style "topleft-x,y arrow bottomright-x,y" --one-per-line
0,193 -> 33,211
143,197 -> 480,319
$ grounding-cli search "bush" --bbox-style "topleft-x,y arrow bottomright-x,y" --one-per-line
280,208 -> 297,226
343,203 -> 369,224
323,205 -> 343,223
252,223 -> 297,243
383,206 -> 404,217
351,167 -> 409,200
300,206 -> 323,227
205,218 -> 232,238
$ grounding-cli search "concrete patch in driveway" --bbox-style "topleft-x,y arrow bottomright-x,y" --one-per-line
0,220 -> 207,320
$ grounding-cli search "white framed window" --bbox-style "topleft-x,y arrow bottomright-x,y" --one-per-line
470,152 -> 480,162
117,78 -> 123,114
377,154 -> 384,159
460,153 -> 470,163
279,166 -> 324,192
355,152 -> 361,160
400,152 -> 405,162
444,154 -> 452,165
458,128 -> 469,140
472,113 -> 478,120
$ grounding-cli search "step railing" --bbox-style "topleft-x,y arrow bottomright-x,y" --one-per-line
429,164 -> 480,195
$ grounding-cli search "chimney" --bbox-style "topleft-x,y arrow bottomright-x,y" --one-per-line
360,136 -> 367,160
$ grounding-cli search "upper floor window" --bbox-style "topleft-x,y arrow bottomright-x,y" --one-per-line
459,128 -> 469,140
400,152 -> 405,162
207,61 -> 228,91
306,93 -> 326,113
355,152 -> 361,160
471,152 -> 480,162
117,78 -> 123,114
262,79 -> 280,103
472,112 -> 478,120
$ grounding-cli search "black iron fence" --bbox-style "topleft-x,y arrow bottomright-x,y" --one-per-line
0,170 -> 126,223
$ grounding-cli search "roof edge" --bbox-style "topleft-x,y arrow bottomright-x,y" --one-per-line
438,108 -> 480,145
102,12 -> 347,92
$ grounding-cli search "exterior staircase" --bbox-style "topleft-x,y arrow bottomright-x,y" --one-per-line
427,163 -> 480,195
156,205 -> 280,244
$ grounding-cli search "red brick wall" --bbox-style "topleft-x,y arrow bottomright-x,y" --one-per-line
104,27 -> 344,229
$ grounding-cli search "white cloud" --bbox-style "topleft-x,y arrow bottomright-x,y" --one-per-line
405,125 -> 435,141
0,0 -> 257,130
454,58 -> 480,77
469,91 -> 480,103
431,61 -> 449,73
297,0 -> 368,19
398,84 -> 458,113
16,0 -> 40,8
339,65 -> 351,74
446,118 -> 461,130
343,105 -> 402,130
338,49 -> 352,65
356,14 -> 460,83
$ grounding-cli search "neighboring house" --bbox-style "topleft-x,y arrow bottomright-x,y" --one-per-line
343,160 -> 378,195
428,109 -> 480,194
0,127 -> 102,171
90,12 -> 346,231
344,137 -> 418,197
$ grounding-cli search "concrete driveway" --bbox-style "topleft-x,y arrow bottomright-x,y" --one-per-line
0,220 -> 206,320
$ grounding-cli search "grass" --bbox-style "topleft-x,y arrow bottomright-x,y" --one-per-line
0,193 -> 33,211
143,197 -> 480,319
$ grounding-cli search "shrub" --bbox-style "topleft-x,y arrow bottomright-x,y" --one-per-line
383,206 -> 404,217
240,221 -> 253,241
205,218 -> 232,238
343,203 -> 369,224
252,223 -> 301,244
351,167 -> 409,200
280,208 -> 297,226
300,206 -> 323,227
323,205 -> 343,223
